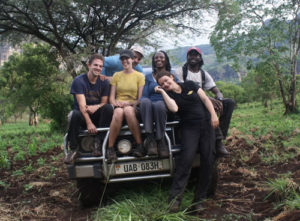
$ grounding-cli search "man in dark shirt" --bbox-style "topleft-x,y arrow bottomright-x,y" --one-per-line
65,54 -> 113,164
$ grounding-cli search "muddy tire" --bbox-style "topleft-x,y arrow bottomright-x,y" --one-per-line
76,178 -> 106,207
207,159 -> 219,197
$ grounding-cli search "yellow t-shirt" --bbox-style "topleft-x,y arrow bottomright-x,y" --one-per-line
111,70 -> 145,102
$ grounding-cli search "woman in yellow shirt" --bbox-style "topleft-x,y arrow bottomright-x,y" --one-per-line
106,49 -> 145,162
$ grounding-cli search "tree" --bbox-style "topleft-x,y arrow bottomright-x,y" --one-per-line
0,0 -> 215,77
211,0 -> 300,114
241,62 -> 278,109
0,43 -> 62,126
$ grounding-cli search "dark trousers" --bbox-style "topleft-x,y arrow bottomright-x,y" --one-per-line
139,98 -> 167,140
220,98 -> 235,138
68,104 -> 113,150
214,98 -> 235,140
169,121 -> 215,203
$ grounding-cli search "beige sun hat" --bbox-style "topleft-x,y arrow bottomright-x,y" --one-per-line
130,45 -> 144,58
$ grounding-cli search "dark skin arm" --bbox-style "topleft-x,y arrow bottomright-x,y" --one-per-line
210,86 -> 223,99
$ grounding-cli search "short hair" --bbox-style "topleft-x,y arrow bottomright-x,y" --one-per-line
88,54 -> 104,65
155,70 -> 173,83
152,50 -> 171,73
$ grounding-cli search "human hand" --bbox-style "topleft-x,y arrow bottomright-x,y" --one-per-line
210,115 -> 219,129
154,86 -> 164,94
209,97 -> 223,116
85,105 -> 99,114
87,122 -> 97,134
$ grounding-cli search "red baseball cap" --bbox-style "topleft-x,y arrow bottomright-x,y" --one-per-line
187,47 -> 202,55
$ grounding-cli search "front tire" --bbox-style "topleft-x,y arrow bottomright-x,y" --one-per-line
76,178 -> 106,207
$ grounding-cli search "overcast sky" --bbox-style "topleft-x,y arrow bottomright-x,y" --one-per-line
160,11 -> 217,50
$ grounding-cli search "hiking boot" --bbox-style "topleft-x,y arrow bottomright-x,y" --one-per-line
144,135 -> 158,156
132,143 -> 145,157
168,200 -> 181,213
64,150 -> 79,164
158,138 -> 169,158
216,140 -> 229,156
106,147 -> 117,163
92,136 -> 102,156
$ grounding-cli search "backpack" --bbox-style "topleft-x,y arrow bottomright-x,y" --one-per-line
182,64 -> 206,88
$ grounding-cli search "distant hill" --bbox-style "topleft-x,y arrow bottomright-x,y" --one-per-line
143,44 -> 299,82
166,44 -> 242,82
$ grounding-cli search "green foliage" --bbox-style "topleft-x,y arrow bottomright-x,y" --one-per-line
265,175 -> 300,210
211,0 -> 300,113
95,183 -> 198,221
230,100 -> 300,138
0,122 -> 62,169
265,176 -> 298,201
230,98 -> 300,164
241,62 -> 278,106
0,43 -> 73,130
283,194 -> 300,210
0,43 -> 61,121
40,92 -> 73,132
216,81 -> 246,104
0,0 -> 213,77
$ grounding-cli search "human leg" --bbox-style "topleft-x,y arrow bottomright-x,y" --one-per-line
193,123 -> 215,207
124,106 -> 145,157
139,98 -> 157,155
89,104 -> 114,156
65,110 -> 85,164
169,125 -> 201,210
153,101 -> 168,157
220,98 -> 235,138
215,127 -> 229,156
106,108 -> 124,162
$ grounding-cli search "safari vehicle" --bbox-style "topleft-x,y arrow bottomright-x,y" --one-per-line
64,121 -> 218,207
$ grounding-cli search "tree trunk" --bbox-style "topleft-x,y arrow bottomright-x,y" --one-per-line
33,112 -> 38,126
29,107 -> 39,126
29,112 -> 33,126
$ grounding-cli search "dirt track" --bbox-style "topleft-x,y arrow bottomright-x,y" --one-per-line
1,131 -> 299,221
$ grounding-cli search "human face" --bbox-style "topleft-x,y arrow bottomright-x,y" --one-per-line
121,57 -> 133,70
88,58 -> 103,77
132,51 -> 143,67
187,50 -> 202,66
154,52 -> 166,69
157,75 -> 174,91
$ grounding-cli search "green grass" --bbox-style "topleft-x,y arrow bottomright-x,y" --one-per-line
94,183 -> 200,221
230,100 -> 300,164
0,122 -> 62,169
230,100 -> 300,138
265,175 -> 300,211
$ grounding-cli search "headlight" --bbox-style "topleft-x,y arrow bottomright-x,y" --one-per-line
117,139 -> 132,154
80,136 -> 94,152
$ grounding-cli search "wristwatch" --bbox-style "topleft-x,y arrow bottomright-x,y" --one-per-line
217,97 -> 224,101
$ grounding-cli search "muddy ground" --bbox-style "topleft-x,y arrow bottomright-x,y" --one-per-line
0,129 -> 299,221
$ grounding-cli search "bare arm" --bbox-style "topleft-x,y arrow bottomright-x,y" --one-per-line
197,88 -> 219,128
210,87 -> 223,99
132,85 -> 144,106
109,85 -> 117,106
85,95 -> 109,114
75,94 -> 97,133
155,86 -> 178,112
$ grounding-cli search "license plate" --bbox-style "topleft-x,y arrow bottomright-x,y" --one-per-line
115,160 -> 164,174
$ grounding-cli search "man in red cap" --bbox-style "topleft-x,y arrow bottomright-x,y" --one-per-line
174,46 -> 235,156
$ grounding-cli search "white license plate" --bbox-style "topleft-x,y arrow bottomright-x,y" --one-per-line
115,160 -> 164,174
